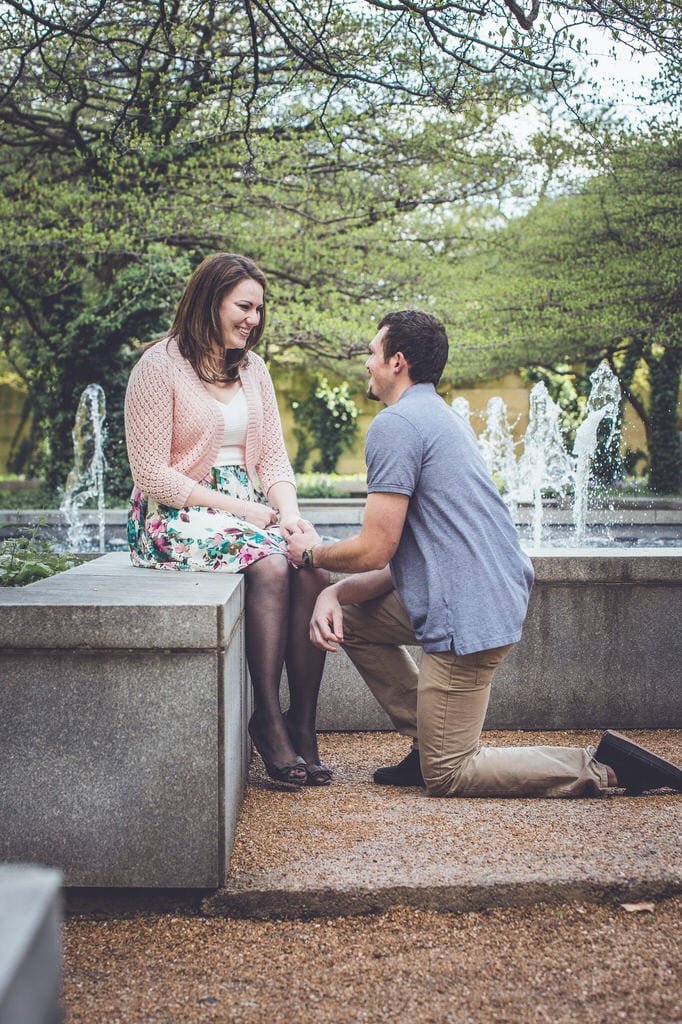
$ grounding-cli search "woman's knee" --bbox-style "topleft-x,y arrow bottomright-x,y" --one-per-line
292,565 -> 330,599
245,552 -> 289,589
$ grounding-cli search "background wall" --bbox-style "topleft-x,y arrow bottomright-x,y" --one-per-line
0,384 -> 30,477
0,371 -> 650,481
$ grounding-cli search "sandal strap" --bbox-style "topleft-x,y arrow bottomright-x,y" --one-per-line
272,756 -> 307,774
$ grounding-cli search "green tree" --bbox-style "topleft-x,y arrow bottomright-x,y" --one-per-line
0,255 -> 190,499
1,0 -> 681,495
0,1 -> 546,491
448,129 -> 682,493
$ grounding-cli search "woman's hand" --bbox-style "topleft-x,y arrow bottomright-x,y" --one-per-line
278,514 -> 311,541
241,500 -> 279,531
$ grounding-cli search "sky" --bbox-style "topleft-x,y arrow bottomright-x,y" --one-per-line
574,28 -> 667,122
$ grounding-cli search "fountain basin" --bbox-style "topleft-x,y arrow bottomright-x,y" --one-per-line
314,546 -> 682,731
1,497 -> 681,551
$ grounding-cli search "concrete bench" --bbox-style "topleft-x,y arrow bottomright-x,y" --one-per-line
0,554 -> 248,888
0,865 -> 62,1024
1,548 -> 679,892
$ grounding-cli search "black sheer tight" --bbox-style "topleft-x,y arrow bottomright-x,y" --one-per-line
243,554 -> 329,767
284,564 -> 329,765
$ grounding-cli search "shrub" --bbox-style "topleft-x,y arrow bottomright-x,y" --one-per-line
289,377 -> 359,473
0,485 -> 61,510
0,521 -> 83,586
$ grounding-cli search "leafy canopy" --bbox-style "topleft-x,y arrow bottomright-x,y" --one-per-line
1,0 -> 681,494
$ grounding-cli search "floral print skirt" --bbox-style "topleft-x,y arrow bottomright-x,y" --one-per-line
127,465 -> 291,572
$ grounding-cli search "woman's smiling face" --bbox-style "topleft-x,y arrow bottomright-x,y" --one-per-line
218,277 -> 264,350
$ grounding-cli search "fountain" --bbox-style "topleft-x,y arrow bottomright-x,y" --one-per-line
477,395 -> 521,522
455,362 -> 644,549
450,395 -> 472,423
571,362 -> 621,545
1,367 -> 677,553
59,383 -> 108,553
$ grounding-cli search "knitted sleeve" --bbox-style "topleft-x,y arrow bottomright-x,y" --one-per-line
250,356 -> 296,495
124,350 -> 199,507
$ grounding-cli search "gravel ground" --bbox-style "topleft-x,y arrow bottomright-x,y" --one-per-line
217,730 -> 682,914
63,898 -> 681,1023
62,730 -> 682,1022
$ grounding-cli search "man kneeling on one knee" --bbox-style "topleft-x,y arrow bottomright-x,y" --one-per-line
287,310 -> 682,799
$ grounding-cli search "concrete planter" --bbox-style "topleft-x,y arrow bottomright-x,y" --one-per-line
313,549 -> 682,731
0,556 -> 248,888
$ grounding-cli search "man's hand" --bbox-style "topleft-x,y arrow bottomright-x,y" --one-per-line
309,587 -> 345,652
287,523 -> 322,566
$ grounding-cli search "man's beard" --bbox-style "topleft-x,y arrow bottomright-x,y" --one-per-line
366,383 -> 380,402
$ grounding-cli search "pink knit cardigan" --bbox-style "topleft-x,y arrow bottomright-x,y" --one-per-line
124,337 -> 296,508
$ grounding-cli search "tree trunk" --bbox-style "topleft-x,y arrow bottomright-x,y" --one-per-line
647,346 -> 682,494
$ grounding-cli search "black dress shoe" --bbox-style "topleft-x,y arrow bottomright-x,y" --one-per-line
373,748 -> 425,787
595,729 -> 682,794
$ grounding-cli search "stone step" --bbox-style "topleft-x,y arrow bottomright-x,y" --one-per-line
202,731 -> 682,921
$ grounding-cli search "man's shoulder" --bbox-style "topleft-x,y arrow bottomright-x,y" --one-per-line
370,386 -> 441,432
367,403 -> 411,437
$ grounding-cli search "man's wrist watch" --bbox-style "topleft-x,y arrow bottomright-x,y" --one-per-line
302,545 -> 317,569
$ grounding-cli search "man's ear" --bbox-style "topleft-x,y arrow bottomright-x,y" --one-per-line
393,351 -> 408,373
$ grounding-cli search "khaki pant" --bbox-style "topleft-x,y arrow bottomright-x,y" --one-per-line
342,591 -> 608,797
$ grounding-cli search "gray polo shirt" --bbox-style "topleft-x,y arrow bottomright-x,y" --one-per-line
365,383 -> 534,654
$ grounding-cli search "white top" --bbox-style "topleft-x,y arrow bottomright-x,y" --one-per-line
213,389 -> 248,466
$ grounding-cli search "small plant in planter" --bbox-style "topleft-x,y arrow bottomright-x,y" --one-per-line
0,521 -> 83,587
289,377 -> 360,474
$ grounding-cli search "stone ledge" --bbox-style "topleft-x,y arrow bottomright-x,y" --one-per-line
0,865 -> 62,1024
0,555 -> 249,888
314,550 -> 682,731
0,553 -> 243,649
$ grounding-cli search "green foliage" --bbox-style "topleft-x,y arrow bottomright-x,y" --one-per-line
1,0 -> 681,497
1,254 -> 190,502
290,378 -> 360,473
0,522 -> 83,587
647,343 -> 682,494
0,486 -> 61,510
451,130 -> 682,493
295,474 -> 343,498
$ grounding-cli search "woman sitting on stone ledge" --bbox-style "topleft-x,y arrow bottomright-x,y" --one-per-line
124,252 -> 332,788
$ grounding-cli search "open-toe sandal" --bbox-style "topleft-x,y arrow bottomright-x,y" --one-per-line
303,762 -> 333,786
282,710 -> 333,786
248,712 -> 307,787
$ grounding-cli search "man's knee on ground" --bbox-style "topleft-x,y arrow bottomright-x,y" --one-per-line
421,752 -> 471,798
